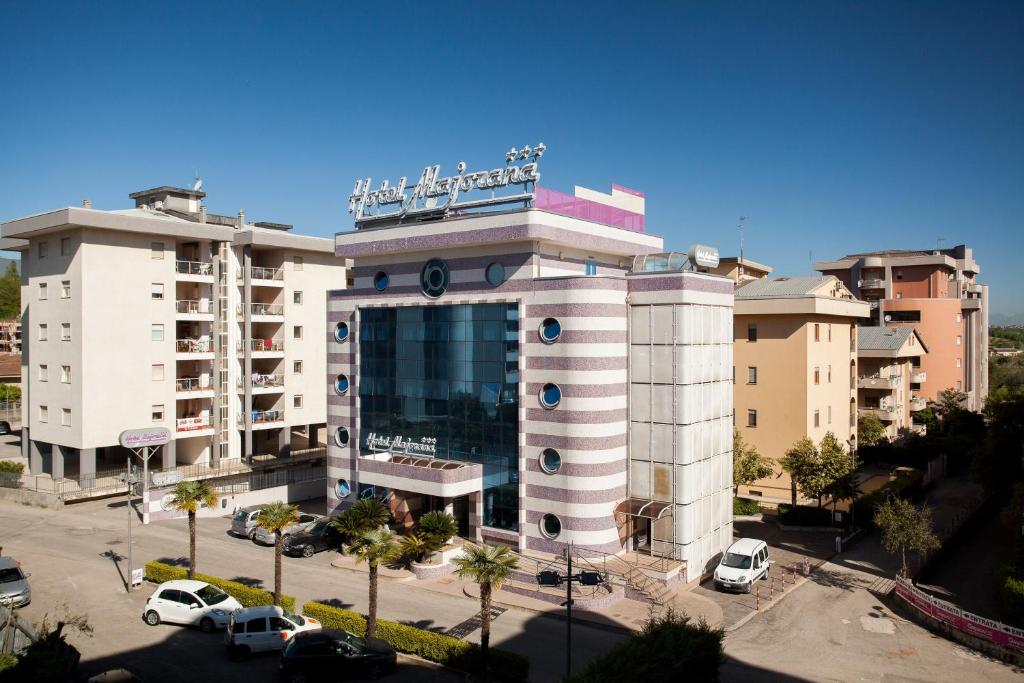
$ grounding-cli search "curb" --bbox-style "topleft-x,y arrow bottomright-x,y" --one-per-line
722,575 -> 811,632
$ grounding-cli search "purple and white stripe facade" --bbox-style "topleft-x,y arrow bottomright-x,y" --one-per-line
327,206 -> 733,581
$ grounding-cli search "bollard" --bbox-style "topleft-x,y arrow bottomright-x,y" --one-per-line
755,587 -> 760,611
780,568 -> 785,591
771,577 -> 775,599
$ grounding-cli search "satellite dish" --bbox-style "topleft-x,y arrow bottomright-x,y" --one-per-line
193,179 -> 203,192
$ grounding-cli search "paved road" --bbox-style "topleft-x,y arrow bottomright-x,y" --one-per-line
0,497 -> 625,682
721,532 -> 1024,682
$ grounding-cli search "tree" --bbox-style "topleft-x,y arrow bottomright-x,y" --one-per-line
779,437 -> 818,506
350,529 -> 400,638
874,497 -> 941,576
255,502 -> 300,605
732,429 -> 775,493
330,498 -> 390,541
780,434 -> 853,509
857,413 -> 887,447
0,383 -> 21,404
453,544 -> 519,679
419,510 -> 457,545
0,262 -> 19,320
824,464 -> 863,528
169,480 -> 218,580
937,388 -> 968,417
913,406 -> 939,434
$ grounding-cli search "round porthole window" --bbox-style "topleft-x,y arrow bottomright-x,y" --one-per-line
540,514 -> 562,539
539,317 -> 561,344
334,426 -> 350,447
540,448 -> 561,474
539,383 -> 562,409
485,262 -> 505,287
335,374 -> 350,395
421,259 -> 450,298
373,272 -> 389,292
335,479 -> 351,499
335,322 -> 349,342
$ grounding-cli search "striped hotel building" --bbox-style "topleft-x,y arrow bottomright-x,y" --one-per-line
326,181 -> 733,580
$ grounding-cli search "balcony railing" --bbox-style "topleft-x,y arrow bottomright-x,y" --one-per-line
858,375 -> 896,390
237,339 -> 285,353
175,260 -> 213,276
239,409 -> 285,426
176,416 -> 212,432
238,373 -> 285,389
910,397 -> 927,411
176,299 -> 212,315
177,338 -> 212,353
175,377 -> 209,392
242,266 -> 284,281
238,302 -> 285,316
911,371 -> 927,384
858,278 -> 886,290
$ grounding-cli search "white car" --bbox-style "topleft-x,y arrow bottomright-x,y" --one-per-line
713,538 -> 771,593
225,605 -> 321,660
143,580 -> 242,632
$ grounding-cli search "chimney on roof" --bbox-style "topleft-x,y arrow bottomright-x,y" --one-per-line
199,205 -> 207,224
82,199 -> 92,209
236,210 -> 245,228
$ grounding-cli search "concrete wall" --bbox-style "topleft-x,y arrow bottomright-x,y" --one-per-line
884,298 -> 965,404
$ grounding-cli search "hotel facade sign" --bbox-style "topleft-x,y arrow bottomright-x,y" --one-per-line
364,432 -> 438,456
348,145 -> 545,225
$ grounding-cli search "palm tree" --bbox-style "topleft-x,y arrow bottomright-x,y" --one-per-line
255,502 -> 300,606
169,480 -> 218,579
330,497 -> 391,542
453,544 -> 519,677
418,510 -> 458,546
350,529 -> 400,638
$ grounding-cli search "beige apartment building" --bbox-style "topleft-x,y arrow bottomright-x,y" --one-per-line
816,244 -> 988,411
857,326 -> 928,440
708,256 -> 773,284
1,186 -> 347,514
733,276 -> 871,502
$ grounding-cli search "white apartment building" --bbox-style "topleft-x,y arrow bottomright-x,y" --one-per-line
1,186 -> 347,513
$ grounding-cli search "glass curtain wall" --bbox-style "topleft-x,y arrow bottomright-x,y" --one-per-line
359,303 -> 520,530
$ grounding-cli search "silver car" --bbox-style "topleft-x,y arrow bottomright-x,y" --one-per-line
0,557 -> 31,607
251,513 -> 321,545
230,505 -> 267,539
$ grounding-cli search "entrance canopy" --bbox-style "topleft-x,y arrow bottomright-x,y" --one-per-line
614,498 -> 673,520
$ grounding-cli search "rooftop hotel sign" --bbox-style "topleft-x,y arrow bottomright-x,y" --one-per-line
348,144 -> 545,225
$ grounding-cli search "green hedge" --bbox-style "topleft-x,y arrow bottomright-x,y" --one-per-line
0,461 -> 23,489
301,601 -> 528,682
144,561 -> 296,612
1000,574 -> 1024,626
732,497 -> 761,516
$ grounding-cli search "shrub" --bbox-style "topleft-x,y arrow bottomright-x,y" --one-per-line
999,574 -> 1024,627
0,461 -> 22,489
301,601 -> 528,682
567,608 -> 722,682
144,561 -> 296,612
732,497 -> 761,516
778,505 -> 834,527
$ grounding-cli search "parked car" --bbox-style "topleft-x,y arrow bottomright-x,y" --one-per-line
279,629 -> 397,681
231,505 -> 268,540
0,557 -> 31,607
143,580 -> 242,632
713,538 -> 770,593
86,669 -> 143,683
0,421 -> 11,436
282,520 -> 344,558
225,605 -> 321,661
252,513 -> 322,546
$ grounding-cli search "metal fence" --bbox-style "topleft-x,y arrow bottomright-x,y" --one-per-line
0,401 -> 20,424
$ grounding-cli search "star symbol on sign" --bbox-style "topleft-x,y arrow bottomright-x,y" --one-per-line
506,148 -> 518,163
533,143 -> 546,158
519,145 -> 532,160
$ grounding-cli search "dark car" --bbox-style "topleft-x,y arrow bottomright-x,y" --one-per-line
0,421 -> 11,436
282,520 -> 344,558
279,629 -> 396,682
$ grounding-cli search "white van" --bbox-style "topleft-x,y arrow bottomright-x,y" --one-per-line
713,538 -> 770,593
225,605 -> 321,661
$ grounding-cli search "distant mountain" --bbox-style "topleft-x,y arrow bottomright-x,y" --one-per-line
991,312 -> 1024,327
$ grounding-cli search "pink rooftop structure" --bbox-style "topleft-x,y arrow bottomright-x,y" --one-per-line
534,183 -> 645,232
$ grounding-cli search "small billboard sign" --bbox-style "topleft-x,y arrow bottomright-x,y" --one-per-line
119,428 -> 172,449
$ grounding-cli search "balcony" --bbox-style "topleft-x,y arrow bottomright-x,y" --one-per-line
176,415 -> 213,435
175,260 -> 214,281
239,266 -> 284,284
858,375 -> 896,390
176,338 -> 214,359
239,409 -> 285,430
357,452 -> 484,498
911,370 -> 927,384
910,397 -> 927,411
176,299 -> 214,321
175,377 -> 213,398
237,338 -> 285,357
859,405 -> 897,421
238,373 -> 285,394
858,278 -> 886,290
238,302 -> 285,320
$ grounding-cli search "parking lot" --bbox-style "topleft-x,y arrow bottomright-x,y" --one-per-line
694,517 -> 837,629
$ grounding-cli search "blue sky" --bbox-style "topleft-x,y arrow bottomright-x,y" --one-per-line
2,2 -> 1022,317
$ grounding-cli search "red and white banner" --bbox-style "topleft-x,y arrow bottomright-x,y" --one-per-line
895,576 -> 1024,652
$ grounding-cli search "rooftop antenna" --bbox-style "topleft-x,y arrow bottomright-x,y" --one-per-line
737,216 -> 749,279
936,237 -> 945,252
192,168 -> 203,192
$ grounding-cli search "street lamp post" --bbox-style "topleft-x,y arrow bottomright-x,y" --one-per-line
535,542 -> 606,680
